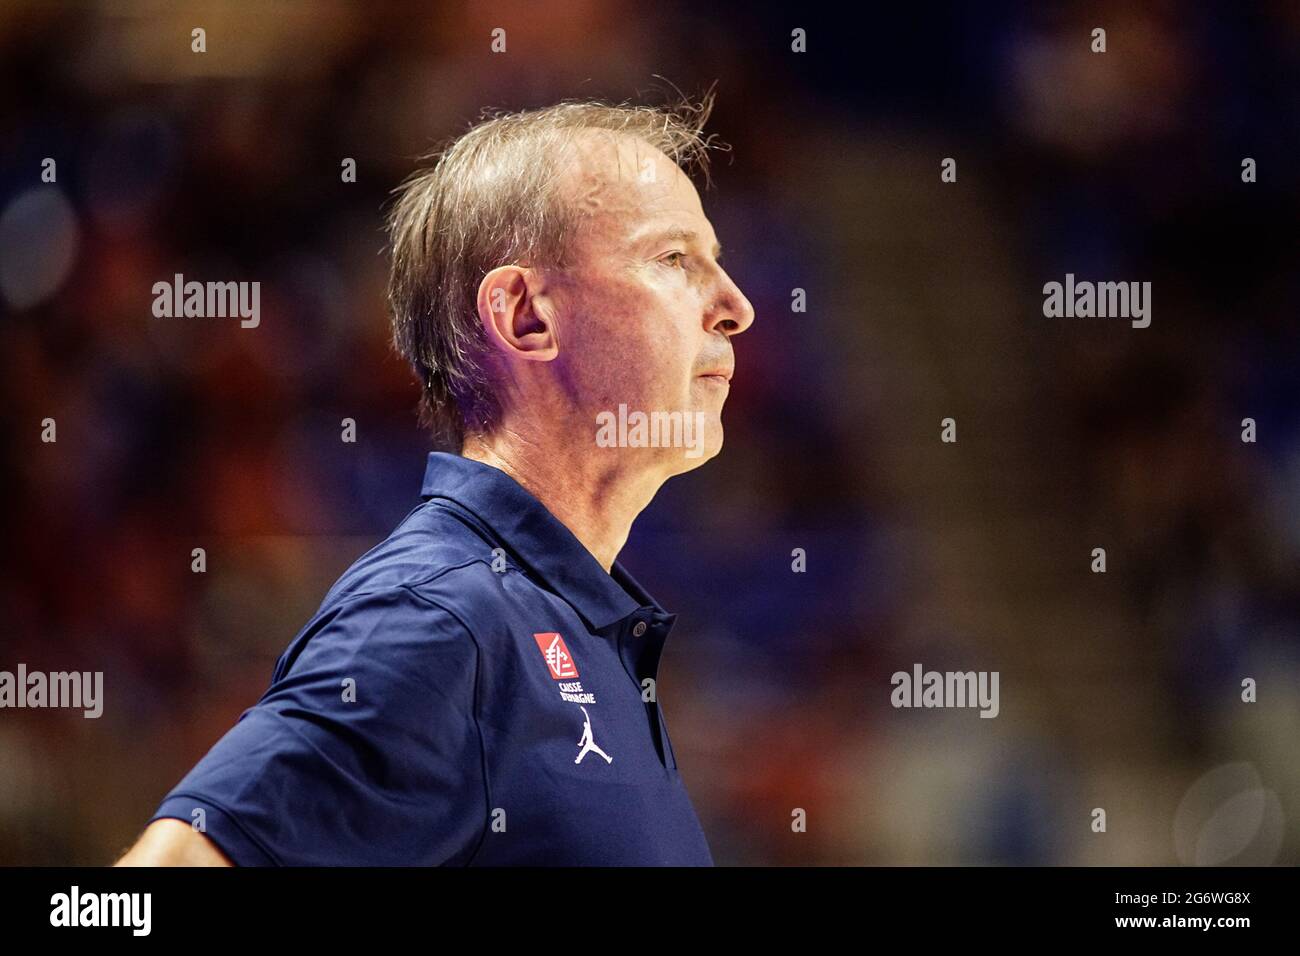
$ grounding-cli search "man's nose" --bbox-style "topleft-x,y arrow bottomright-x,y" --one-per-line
705,268 -> 755,336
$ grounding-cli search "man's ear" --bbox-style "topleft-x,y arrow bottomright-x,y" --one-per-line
476,264 -> 559,362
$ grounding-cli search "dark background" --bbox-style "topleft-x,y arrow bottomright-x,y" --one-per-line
1,0 -> 1298,865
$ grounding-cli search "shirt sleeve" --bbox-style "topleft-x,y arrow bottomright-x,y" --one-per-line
148,586 -> 487,866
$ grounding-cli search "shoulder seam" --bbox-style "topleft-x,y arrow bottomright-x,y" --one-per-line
326,557 -> 508,606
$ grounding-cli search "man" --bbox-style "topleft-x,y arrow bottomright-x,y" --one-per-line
116,93 -> 754,866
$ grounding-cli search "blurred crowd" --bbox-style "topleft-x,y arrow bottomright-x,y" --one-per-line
1,0 -> 1298,864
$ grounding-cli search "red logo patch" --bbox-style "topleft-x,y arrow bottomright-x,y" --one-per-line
534,632 -> 579,679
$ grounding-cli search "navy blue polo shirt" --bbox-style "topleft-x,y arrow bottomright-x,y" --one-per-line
149,452 -> 713,866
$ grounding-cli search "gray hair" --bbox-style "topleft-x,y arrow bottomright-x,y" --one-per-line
384,88 -> 726,451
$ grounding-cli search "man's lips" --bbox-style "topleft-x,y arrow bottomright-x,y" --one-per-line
697,369 -> 733,384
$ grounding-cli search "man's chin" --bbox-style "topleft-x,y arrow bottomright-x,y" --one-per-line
592,401 -> 725,470
672,426 -> 723,472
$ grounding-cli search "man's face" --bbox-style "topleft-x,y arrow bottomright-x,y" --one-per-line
544,131 -> 755,470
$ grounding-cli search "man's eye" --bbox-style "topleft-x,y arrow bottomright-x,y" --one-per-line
660,251 -> 686,268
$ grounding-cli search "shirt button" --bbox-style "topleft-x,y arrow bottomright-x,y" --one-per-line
631,620 -> 648,637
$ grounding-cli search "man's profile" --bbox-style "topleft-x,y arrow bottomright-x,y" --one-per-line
115,91 -> 754,866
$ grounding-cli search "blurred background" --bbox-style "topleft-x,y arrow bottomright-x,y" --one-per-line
2,0 -> 1298,865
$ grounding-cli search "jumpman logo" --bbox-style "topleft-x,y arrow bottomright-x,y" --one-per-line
574,705 -> 613,764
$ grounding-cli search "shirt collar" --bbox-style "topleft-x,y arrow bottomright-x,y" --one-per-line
419,452 -> 668,632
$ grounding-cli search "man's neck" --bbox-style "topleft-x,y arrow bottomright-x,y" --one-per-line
461,428 -> 667,573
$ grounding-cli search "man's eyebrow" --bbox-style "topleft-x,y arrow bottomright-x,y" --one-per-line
639,225 -> 724,260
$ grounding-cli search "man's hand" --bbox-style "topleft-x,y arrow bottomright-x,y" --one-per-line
114,819 -> 235,866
